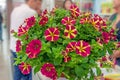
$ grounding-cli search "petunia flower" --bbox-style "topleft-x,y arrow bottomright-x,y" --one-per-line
62,50 -> 68,57
70,4 -> 80,18
41,63 -> 57,80
61,17 -> 76,26
109,29 -> 117,40
25,16 -> 36,28
96,37 -> 103,46
76,41 -> 91,57
64,56 -> 71,63
16,40 -> 22,52
18,62 -> 31,75
116,42 -> 120,48
80,18 -> 90,24
91,15 -> 107,31
83,12 -> 92,18
66,42 -> 77,52
43,9 -> 48,16
39,16 -> 48,26
18,26 -> 28,36
64,25 -> 77,39
44,27 -> 60,42
102,32 -> 110,44
90,18 -> 101,31
26,39 -> 42,59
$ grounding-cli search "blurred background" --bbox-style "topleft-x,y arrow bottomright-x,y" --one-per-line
0,0 -> 114,80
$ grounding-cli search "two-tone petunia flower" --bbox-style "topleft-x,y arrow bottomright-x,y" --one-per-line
39,16 -> 48,26
91,15 -> 107,30
41,63 -> 57,80
116,42 -> 120,48
102,32 -> 110,44
70,4 -> 80,18
62,50 -> 68,57
96,37 -> 103,46
25,16 -> 36,28
18,26 -> 28,36
80,18 -> 90,24
61,17 -> 76,26
76,41 -> 91,57
18,62 -> 31,75
83,12 -> 92,18
26,39 -> 42,59
44,27 -> 60,42
43,9 -> 48,16
64,56 -> 71,63
109,29 -> 117,40
64,25 -> 77,39
66,42 -> 77,52
16,40 -> 22,52
61,50 -> 71,63
90,18 -> 101,31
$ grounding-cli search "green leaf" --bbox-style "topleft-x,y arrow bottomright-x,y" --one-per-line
34,65 -> 41,74
75,65 -> 84,77
81,57 -> 88,63
54,58 -> 62,66
96,67 -> 102,76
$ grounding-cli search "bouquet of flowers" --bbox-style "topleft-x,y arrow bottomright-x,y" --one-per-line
12,4 -> 119,80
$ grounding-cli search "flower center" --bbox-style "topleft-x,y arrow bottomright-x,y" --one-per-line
50,33 -> 55,37
35,45 -> 39,49
79,46 -> 85,52
46,67 -> 51,72
67,21 -> 71,25
23,64 -> 28,69
68,30 -> 73,34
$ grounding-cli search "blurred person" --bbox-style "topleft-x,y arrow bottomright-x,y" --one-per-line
10,0 -> 42,80
63,0 -> 73,10
0,11 -> 3,41
109,0 -> 120,66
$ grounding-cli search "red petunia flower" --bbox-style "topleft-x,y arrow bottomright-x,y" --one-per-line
83,12 -> 92,18
41,63 -> 57,80
62,50 -> 68,57
70,4 -> 80,18
44,27 -> 60,42
96,37 -> 103,46
18,62 -> 31,75
102,32 -> 110,44
116,42 -> 120,48
39,16 -> 48,26
102,56 -> 107,61
91,15 -> 107,31
80,18 -> 90,24
61,17 -> 76,26
26,39 -> 42,59
18,26 -> 28,36
16,40 -> 22,52
25,16 -> 36,28
76,41 -> 91,57
90,18 -> 101,31
64,25 -> 77,39
43,9 -> 48,16
109,29 -> 117,40
66,42 -> 77,52
61,50 -> 71,63
64,56 -> 71,63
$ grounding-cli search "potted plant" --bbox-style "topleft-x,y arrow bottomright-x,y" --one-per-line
12,4 -> 119,80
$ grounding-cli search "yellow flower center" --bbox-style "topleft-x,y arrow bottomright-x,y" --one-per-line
23,63 -> 28,70
46,67 -> 51,72
50,33 -> 54,37
79,46 -> 85,52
